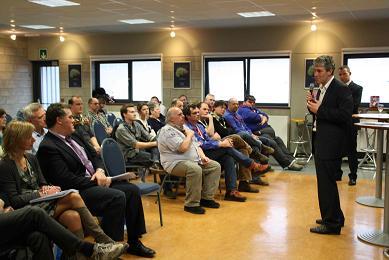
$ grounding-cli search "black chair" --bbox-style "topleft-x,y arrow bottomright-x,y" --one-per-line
5,114 -> 12,125
93,121 -> 108,145
101,138 -> 163,226
112,118 -> 123,129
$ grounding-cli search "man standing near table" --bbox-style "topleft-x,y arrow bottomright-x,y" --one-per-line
307,56 -> 353,235
338,65 -> 363,186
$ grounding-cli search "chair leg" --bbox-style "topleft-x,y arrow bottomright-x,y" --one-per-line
157,192 -> 163,227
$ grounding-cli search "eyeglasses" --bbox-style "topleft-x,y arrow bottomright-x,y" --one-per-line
191,112 -> 200,115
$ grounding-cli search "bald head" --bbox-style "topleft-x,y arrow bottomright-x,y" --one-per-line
228,98 -> 239,112
166,107 -> 185,126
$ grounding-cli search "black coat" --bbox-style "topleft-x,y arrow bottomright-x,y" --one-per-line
349,81 -> 363,123
37,131 -> 104,191
313,78 -> 353,160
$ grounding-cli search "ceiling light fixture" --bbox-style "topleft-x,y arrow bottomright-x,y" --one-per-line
10,34 -> 16,40
28,0 -> 80,7
20,25 -> 55,29
170,29 -> 176,38
10,24 -> 15,27
237,11 -> 275,18
59,35 -> 65,42
118,19 -> 154,24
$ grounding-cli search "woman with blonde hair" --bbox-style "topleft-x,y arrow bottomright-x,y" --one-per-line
0,121 -> 127,257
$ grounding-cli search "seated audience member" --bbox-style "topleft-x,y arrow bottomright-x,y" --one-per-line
239,95 -> 292,156
199,102 -> 269,191
0,108 -> 6,156
69,96 -> 101,154
116,104 -> 162,172
150,96 -> 166,116
158,107 -> 221,214
97,95 -> 108,115
37,103 -> 156,258
137,103 -> 156,138
204,94 -> 216,112
0,121 -> 120,247
184,104 -> 269,202
178,94 -> 189,107
87,97 -> 113,136
225,98 -> 303,171
0,203 -> 127,260
171,98 -> 184,110
147,103 -> 166,134
23,103 -> 47,155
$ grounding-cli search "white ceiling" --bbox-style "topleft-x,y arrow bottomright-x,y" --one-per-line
2,0 -> 389,36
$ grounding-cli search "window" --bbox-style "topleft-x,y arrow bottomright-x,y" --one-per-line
204,54 -> 290,106
344,52 -> 389,106
94,58 -> 161,102
32,61 -> 60,109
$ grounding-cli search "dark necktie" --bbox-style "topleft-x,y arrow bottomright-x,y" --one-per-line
65,136 -> 94,176
316,89 -> 321,101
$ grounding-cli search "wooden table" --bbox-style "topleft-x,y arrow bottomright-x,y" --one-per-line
355,122 -> 389,246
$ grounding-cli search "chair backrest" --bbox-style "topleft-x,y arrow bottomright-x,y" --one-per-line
106,113 -> 116,127
93,121 -> 107,145
112,117 -> 123,128
5,114 -> 12,125
101,138 -> 126,177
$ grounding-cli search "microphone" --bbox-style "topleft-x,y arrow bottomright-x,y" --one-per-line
309,83 -> 315,95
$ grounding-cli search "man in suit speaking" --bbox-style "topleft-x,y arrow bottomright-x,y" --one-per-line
307,56 -> 353,235
338,65 -> 363,186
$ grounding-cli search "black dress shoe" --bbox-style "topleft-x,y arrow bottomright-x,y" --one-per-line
200,199 -> 220,208
163,189 -> 177,199
248,178 -> 269,186
127,240 -> 156,258
238,181 -> 259,193
184,206 -> 205,214
310,225 -> 341,235
316,219 -> 344,227
348,179 -> 356,186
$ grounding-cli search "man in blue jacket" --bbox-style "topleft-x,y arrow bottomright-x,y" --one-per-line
238,95 -> 292,157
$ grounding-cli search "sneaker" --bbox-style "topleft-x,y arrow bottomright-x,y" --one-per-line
224,190 -> 247,202
91,243 -> 128,260
184,206 -> 206,214
287,160 -> 303,171
238,181 -> 259,193
261,145 -> 275,155
200,199 -> 220,208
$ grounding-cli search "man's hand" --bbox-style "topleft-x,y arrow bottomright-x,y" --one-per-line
91,170 -> 111,187
200,156 -> 210,165
94,146 -> 101,154
219,138 -> 233,148
106,127 -> 113,135
307,100 -> 321,114
260,115 -> 268,125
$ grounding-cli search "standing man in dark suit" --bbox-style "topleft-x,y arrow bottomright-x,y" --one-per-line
37,103 -> 156,258
338,65 -> 363,186
307,56 -> 353,235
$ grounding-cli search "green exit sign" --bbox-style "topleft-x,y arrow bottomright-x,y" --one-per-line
39,49 -> 48,60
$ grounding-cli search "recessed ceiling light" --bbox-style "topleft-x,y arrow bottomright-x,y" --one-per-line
28,0 -> 80,7
10,24 -> 15,27
20,25 -> 55,29
118,19 -> 154,24
237,11 -> 275,18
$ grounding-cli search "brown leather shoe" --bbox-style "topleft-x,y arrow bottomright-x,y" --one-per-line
250,162 -> 271,175
249,177 -> 269,186
224,190 -> 247,202
238,181 -> 259,193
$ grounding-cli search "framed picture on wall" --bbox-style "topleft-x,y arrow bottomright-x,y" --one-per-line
68,64 -> 82,88
305,58 -> 316,89
173,61 -> 191,89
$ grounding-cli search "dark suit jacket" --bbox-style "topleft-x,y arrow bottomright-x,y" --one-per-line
349,81 -> 363,123
0,154 -> 47,209
37,131 -> 104,191
312,78 -> 353,160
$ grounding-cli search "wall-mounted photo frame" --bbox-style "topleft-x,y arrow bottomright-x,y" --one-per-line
68,64 -> 82,88
173,61 -> 191,89
305,58 -> 316,89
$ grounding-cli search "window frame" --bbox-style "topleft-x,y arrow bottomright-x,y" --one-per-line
92,55 -> 162,103
343,51 -> 389,107
203,52 -> 291,107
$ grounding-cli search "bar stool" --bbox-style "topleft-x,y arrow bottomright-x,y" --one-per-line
290,116 -> 311,161
358,127 -> 377,171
